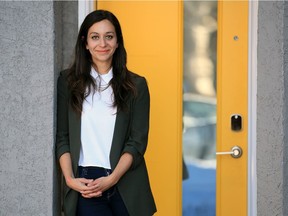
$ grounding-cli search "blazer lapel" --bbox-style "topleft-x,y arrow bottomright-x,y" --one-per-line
110,109 -> 130,169
69,108 -> 81,175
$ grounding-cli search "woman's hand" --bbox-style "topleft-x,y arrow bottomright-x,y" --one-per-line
80,153 -> 133,198
59,153 -> 95,194
66,177 -> 93,193
81,175 -> 116,198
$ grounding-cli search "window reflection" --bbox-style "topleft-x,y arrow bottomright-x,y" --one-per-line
182,1 -> 217,216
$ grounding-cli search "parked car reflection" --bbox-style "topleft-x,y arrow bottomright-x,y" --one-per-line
183,93 -> 216,160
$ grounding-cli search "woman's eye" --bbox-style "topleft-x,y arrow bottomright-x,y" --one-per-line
91,35 -> 99,40
106,35 -> 113,40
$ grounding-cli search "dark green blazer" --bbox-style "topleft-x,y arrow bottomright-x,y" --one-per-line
56,70 -> 157,216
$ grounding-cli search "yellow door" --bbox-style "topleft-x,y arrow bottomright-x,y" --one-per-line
216,1 -> 248,216
96,1 -> 183,215
95,1 -> 249,215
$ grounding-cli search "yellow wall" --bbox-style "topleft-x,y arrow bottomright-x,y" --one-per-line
96,1 -> 183,215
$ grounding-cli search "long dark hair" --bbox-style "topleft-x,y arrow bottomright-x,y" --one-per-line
67,10 -> 136,115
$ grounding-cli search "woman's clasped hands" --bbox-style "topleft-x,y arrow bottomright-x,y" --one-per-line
66,175 -> 115,198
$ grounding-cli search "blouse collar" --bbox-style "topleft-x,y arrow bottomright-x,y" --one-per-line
91,67 -> 113,84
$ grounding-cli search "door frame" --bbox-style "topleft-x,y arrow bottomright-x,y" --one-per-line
78,1 -> 95,29
248,0 -> 258,215
78,1 -> 259,215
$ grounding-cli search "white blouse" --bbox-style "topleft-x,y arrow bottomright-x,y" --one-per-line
78,67 -> 116,169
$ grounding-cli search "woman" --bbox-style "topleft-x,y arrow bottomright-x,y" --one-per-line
56,10 -> 157,216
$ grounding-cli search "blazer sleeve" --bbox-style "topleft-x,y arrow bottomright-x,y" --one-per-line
55,71 -> 70,160
122,77 -> 150,169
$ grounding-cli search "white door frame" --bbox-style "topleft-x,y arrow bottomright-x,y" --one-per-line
248,0 -> 258,215
78,0 -> 95,29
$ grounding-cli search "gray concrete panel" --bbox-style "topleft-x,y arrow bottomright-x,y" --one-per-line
258,1 -> 288,216
0,1 -> 55,215
282,1 -> 288,216
0,1 -> 77,215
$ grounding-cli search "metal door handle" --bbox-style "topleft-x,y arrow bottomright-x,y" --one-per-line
216,146 -> 243,158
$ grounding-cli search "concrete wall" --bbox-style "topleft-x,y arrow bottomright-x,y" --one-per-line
257,1 -> 288,215
283,2 -> 288,215
0,1 -> 77,215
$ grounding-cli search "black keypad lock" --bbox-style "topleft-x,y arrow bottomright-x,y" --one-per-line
231,114 -> 242,131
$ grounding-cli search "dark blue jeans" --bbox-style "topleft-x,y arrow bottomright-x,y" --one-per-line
76,166 -> 129,216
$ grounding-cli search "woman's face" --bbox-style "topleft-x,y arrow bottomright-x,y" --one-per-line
86,19 -> 118,68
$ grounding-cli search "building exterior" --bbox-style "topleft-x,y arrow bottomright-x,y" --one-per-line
1,1 -> 288,215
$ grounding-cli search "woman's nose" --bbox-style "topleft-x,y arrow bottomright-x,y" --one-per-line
99,37 -> 106,47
